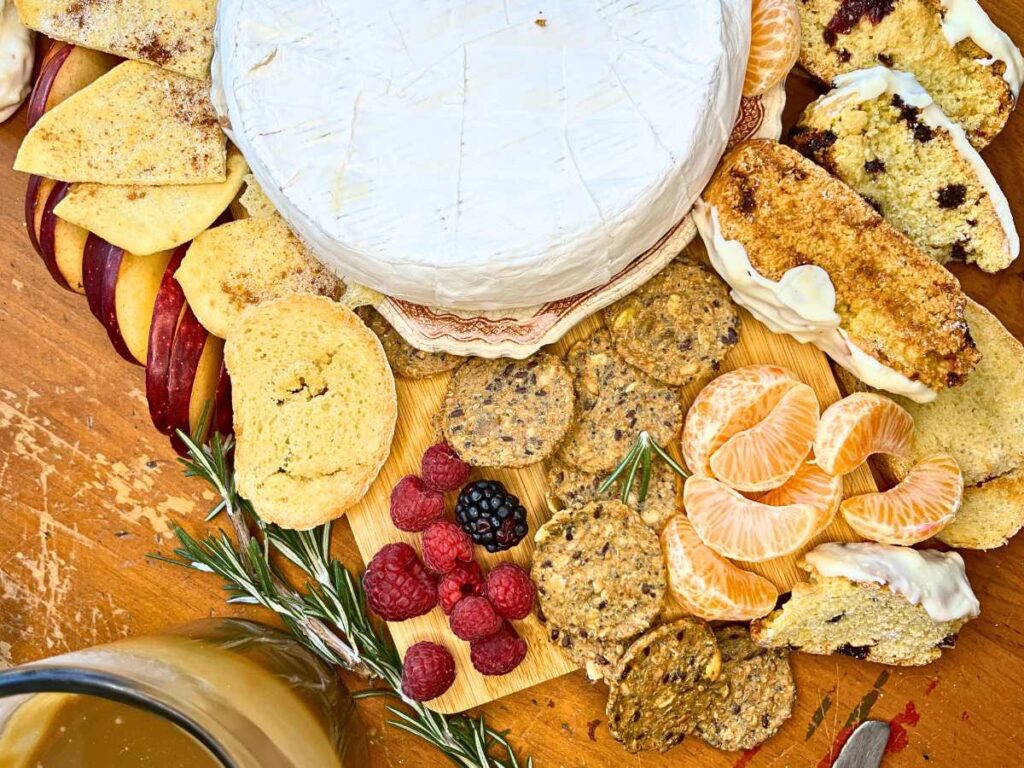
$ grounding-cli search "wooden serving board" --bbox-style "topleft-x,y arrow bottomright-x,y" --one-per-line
346,241 -> 876,714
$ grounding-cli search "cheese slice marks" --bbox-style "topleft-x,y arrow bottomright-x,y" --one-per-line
55,148 -> 248,256
14,0 -> 216,80
16,60 -> 226,185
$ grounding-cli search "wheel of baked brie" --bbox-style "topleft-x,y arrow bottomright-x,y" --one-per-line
213,0 -> 750,309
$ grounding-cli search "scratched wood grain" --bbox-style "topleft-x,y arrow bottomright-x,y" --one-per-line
3,1 -> 1024,761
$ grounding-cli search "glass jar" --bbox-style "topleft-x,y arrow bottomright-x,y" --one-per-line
0,619 -> 367,767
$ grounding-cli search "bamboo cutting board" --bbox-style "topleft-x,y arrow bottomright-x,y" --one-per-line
345,241 -> 875,714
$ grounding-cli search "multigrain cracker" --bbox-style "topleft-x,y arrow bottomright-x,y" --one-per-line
559,331 -> 682,473
603,261 -> 740,386
605,617 -> 721,753
443,353 -> 574,468
545,457 -> 678,532
357,307 -> 462,380
532,500 -> 665,643
693,626 -> 795,751
544,622 -> 635,684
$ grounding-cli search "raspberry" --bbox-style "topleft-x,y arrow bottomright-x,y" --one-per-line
421,521 -> 473,574
421,442 -> 471,492
450,596 -> 503,641
485,563 -> 536,620
362,542 -> 438,621
437,561 -> 486,615
401,642 -> 456,702
390,475 -> 445,532
470,622 -> 528,676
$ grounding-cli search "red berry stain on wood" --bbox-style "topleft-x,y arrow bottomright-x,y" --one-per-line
885,701 -> 922,754
924,676 -> 940,696
733,743 -> 763,768
817,726 -> 855,768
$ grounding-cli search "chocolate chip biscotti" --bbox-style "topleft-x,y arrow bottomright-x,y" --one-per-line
697,140 -> 980,401
796,0 -> 1023,148
793,67 -> 1018,272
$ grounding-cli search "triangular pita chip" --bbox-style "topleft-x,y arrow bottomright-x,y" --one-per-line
55,147 -> 248,255
14,0 -> 216,80
15,60 -> 227,185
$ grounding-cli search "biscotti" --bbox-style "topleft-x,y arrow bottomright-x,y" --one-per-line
697,139 -> 979,401
793,67 -> 1018,272
796,0 -> 1023,148
225,295 -> 397,529
752,542 -> 979,666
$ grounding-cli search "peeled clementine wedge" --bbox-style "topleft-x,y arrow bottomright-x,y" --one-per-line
758,460 -> 843,536
841,453 -> 963,545
661,515 -> 778,621
682,365 -> 798,477
815,393 -> 914,476
744,0 -> 801,97
684,475 -> 822,562
710,382 -> 818,492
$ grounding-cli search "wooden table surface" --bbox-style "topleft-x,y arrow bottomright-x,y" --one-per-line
3,6 -> 1024,764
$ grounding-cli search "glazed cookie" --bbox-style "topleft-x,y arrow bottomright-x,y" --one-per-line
442,353 -> 575,468
357,307 -> 462,379
559,331 -> 682,473
532,500 -> 666,643
602,261 -> 740,386
606,617 -> 722,753
545,457 -> 679,532
693,626 -> 796,752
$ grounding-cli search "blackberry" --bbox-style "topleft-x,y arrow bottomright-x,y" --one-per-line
455,480 -> 529,553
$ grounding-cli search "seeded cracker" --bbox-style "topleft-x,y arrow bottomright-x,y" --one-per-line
532,500 -> 665,643
693,625 -> 795,752
603,261 -> 741,386
358,307 -> 462,380
443,353 -> 574,468
559,330 -> 682,473
544,622 -> 636,684
546,457 -> 678,532
606,617 -> 722,753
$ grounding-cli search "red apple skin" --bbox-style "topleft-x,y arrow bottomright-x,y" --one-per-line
26,42 -> 72,129
36,181 -> 75,292
93,237 -> 139,365
81,233 -> 112,322
165,306 -> 208,438
211,361 -> 234,439
145,246 -> 188,434
25,174 -> 43,256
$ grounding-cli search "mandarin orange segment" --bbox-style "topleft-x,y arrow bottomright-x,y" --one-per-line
758,460 -> 843,536
710,382 -> 818,492
681,365 -> 798,477
661,515 -> 778,621
744,0 -> 801,97
684,475 -> 822,562
841,453 -> 963,545
815,392 -> 914,476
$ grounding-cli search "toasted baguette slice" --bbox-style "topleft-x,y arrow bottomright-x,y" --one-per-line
14,0 -> 216,80
176,217 -> 344,339
15,61 -> 226,185
793,67 -> 1018,272
796,0 -> 1022,148
225,295 -> 397,530
834,299 -> 1024,548
699,140 -> 979,397
752,542 -> 978,666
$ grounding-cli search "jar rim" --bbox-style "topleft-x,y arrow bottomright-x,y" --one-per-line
0,666 -> 235,767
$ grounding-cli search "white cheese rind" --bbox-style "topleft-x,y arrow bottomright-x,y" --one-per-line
214,0 -> 750,309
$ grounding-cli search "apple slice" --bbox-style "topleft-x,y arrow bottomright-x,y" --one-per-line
114,250 -> 175,365
190,335 -> 226,436
145,246 -> 188,434
27,44 -> 120,129
210,361 -> 234,439
25,173 -> 47,256
81,233 -> 115,322
36,180 -> 77,292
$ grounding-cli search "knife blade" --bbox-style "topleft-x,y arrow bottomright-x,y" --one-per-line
833,720 -> 890,768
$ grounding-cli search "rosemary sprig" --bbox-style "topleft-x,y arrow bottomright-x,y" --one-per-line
598,431 -> 690,505
153,428 -> 532,768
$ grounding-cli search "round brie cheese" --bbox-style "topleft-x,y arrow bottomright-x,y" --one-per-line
214,0 -> 750,309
